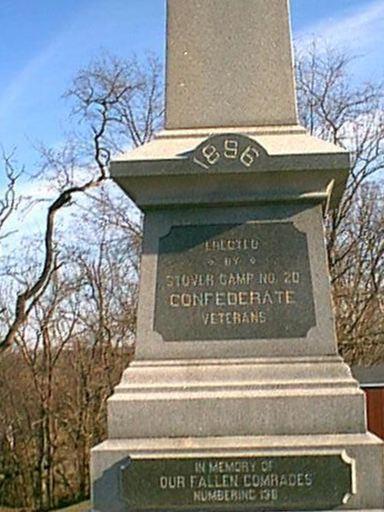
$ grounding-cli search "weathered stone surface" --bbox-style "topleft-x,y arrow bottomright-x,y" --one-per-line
135,203 -> 338,361
91,434 -> 384,512
107,357 -> 366,439
165,0 -> 297,129
111,132 -> 349,210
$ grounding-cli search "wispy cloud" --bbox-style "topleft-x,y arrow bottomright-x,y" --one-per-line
0,37 -> 64,123
0,0 -> 89,124
296,0 -> 384,53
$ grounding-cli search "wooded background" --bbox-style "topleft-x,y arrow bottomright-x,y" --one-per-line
0,45 -> 383,510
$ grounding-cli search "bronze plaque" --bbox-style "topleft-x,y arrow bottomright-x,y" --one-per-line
120,454 -> 355,511
154,222 -> 316,341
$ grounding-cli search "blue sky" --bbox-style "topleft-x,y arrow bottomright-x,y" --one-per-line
0,0 -> 383,174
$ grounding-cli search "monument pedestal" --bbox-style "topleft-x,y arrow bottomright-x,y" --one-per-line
91,128 -> 384,511
93,435 -> 383,512
92,356 -> 384,511
91,130 -> 384,511
108,357 -> 366,438
91,0 -> 384,510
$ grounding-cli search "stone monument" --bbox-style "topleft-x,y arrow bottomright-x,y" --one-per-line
91,1 -> 384,510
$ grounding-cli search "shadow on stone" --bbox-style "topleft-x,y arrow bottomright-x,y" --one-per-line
93,457 -> 130,512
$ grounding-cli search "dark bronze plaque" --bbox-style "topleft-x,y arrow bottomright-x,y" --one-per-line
120,454 -> 355,511
154,222 -> 315,341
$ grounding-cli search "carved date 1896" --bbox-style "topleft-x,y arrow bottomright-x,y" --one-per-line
191,134 -> 265,171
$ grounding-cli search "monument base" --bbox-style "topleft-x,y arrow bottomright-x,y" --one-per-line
91,356 -> 383,511
91,433 -> 384,512
106,356 -> 367,438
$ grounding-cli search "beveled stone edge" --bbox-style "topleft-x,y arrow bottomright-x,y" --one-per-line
341,450 -> 358,502
91,432 -> 383,455
129,355 -> 344,366
156,126 -> 307,139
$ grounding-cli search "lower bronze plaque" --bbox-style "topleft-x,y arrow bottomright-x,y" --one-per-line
154,222 -> 316,341
120,454 -> 355,511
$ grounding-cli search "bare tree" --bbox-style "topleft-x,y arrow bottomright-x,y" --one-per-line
333,183 -> 384,364
0,53 -> 163,354
0,151 -> 22,241
0,228 -> 136,509
0,52 -> 162,510
296,43 -> 384,261
296,43 -> 384,365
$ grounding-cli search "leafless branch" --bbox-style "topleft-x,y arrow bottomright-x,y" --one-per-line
0,150 -> 22,239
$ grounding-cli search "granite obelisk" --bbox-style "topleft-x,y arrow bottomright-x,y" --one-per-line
91,1 -> 384,511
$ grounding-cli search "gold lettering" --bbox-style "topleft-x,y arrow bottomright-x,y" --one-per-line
202,310 -> 267,326
233,312 -> 242,324
166,273 -> 215,288
243,474 -> 251,487
181,294 -> 192,307
171,291 -> 297,309
215,293 -> 226,306
250,291 -> 261,304
305,473 -> 313,486
263,291 -> 273,305
205,238 -> 260,252
227,292 -> 238,306
159,476 -> 186,489
286,291 -> 296,304
275,291 -> 285,304
195,462 -> 206,473
219,273 -> 254,286
255,272 -> 276,284
259,311 -> 267,323
238,292 -> 248,306
270,474 -> 279,487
